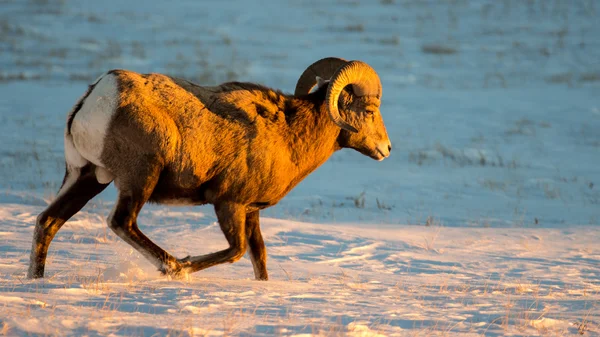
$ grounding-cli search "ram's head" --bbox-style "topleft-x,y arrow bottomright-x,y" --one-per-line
296,58 -> 391,161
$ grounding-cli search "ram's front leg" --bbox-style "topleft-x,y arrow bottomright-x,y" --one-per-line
182,202 -> 247,273
246,211 -> 268,280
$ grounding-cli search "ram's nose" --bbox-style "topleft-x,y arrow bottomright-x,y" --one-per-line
376,141 -> 392,161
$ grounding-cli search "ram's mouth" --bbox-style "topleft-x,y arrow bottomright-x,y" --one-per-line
377,148 -> 387,161
366,148 -> 386,161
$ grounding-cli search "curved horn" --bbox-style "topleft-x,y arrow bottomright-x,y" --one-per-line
325,60 -> 382,133
294,57 -> 347,96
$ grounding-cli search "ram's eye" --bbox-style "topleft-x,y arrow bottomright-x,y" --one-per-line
365,110 -> 375,116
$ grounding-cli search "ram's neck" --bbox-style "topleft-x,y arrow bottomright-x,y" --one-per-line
284,89 -> 341,178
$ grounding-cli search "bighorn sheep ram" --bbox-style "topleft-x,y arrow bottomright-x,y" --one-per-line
28,57 -> 391,280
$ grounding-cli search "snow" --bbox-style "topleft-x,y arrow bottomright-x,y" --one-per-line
0,0 -> 599,335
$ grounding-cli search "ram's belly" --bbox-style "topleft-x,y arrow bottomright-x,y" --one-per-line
231,177 -> 294,209
148,185 -> 208,206
146,165 -> 205,205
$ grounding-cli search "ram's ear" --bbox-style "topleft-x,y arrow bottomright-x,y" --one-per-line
315,76 -> 330,90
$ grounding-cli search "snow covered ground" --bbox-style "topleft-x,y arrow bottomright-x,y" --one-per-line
0,0 -> 599,335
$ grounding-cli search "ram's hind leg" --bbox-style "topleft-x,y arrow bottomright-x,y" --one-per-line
246,211 -> 268,280
107,163 -> 183,277
181,203 -> 247,274
28,164 -> 109,279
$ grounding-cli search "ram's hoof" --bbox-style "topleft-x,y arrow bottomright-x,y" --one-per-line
159,261 -> 188,280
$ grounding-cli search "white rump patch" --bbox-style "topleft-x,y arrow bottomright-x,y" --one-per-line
70,74 -> 119,167
65,72 -> 108,126
64,73 -> 109,169
64,134 -> 87,168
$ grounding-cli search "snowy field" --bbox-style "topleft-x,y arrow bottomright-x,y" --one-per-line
1,0 -> 599,335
